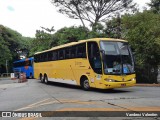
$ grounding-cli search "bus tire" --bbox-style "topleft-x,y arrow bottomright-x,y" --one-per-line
44,74 -> 49,84
39,74 -> 44,83
81,77 -> 90,91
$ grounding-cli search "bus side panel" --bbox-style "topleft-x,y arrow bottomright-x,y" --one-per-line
74,58 -> 96,87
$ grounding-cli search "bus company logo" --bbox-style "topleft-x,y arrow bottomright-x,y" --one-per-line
2,112 -> 12,117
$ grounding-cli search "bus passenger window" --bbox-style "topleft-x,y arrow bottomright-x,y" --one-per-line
59,49 -> 64,60
44,53 -> 48,61
77,43 -> 86,58
65,48 -> 70,59
70,47 -> 76,58
48,51 -> 53,61
53,51 -> 57,61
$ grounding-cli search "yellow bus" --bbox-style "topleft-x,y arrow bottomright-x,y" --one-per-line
34,38 -> 136,90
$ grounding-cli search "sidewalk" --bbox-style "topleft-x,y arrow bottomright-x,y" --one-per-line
0,77 -> 19,84
136,83 -> 160,87
0,77 -> 27,84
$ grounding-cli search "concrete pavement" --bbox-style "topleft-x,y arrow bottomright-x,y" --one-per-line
0,77 -> 160,87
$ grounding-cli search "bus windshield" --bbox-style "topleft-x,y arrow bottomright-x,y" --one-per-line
100,41 -> 135,75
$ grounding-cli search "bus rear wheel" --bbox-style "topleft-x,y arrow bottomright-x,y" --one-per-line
81,78 -> 90,91
44,75 -> 49,84
39,74 -> 44,83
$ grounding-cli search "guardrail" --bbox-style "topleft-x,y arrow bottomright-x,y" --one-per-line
0,73 -> 11,78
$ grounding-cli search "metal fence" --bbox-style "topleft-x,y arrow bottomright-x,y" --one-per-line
136,65 -> 160,83
0,73 -> 11,78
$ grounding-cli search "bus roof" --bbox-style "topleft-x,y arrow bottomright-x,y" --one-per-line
34,38 -> 127,55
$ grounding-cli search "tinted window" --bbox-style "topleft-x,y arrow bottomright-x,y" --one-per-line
14,60 -> 32,67
88,42 -> 102,74
65,48 -> 70,59
34,42 -> 87,62
70,46 -> 76,58
53,51 -> 58,61
59,49 -> 64,60
77,43 -> 86,58
48,51 -> 53,61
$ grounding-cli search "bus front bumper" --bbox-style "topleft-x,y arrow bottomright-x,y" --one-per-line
99,79 -> 136,89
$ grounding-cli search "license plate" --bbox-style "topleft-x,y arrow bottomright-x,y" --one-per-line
121,84 -> 126,87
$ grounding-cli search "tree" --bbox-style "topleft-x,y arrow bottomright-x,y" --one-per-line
0,25 -> 26,61
122,11 -> 160,83
88,23 -> 107,38
147,0 -> 160,13
0,25 -> 33,72
104,14 -> 122,38
29,27 -> 54,56
0,36 -> 11,66
52,26 -> 89,46
51,0 -> 136,29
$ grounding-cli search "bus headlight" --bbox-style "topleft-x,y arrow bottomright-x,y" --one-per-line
131,78 -> 136,81
105,79 -> 116,82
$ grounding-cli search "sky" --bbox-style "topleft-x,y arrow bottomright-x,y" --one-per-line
0,0 -> 151,38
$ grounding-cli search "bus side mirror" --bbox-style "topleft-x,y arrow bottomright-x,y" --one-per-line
100,49 -> 105,54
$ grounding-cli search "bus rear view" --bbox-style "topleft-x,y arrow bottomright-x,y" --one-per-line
13,57 -> 34,79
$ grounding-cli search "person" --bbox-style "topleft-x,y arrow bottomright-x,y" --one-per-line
113,61 -> 121,73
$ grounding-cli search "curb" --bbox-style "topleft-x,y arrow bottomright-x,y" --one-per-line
136,84 -> 160,87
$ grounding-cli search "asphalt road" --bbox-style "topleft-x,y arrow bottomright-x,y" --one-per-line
0,78 -> 160,120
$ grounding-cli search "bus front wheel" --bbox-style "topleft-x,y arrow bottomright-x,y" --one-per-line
81,78 -> 90,91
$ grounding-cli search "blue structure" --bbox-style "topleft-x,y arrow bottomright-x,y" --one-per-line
13,57 -> 34,78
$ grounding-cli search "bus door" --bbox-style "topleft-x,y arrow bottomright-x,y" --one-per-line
87,42 -> 103,87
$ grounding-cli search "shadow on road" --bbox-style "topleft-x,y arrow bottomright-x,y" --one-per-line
37,80 -> 132,94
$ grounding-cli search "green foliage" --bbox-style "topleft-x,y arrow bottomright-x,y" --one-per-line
0,36 -> 11,65
104,16 -> 121,38
147,0 -> 160,14
0,25 -> 33,72
89,23 -> 107,38
29,29 -> 53,56
103,10 -> 160,83
52,26 -> 89,46
122,11 -> 160,66
0,25 -> 21,63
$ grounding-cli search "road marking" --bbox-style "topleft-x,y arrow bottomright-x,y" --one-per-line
57,107 -> 127,111
127,106 -> 160,111
15,98 -> 54,111
15,99 -> 103,111
19,118 -> 35,120
25,98 -> 51,107
57,106 -> 160,111
59,99 -> 103,105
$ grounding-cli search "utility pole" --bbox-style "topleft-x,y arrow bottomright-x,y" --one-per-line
6,60 -> 8,76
